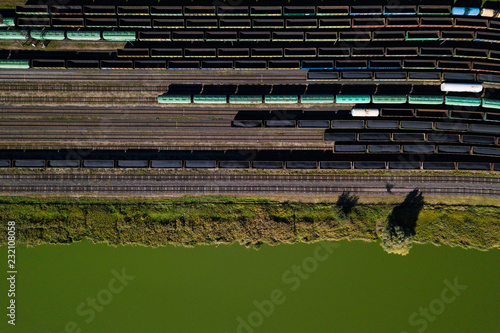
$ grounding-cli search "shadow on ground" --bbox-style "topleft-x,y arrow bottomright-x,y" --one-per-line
387,189 -> 425,236
336,191 -> 359,215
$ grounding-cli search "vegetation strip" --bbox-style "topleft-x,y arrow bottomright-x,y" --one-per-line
0,195 -> 498,255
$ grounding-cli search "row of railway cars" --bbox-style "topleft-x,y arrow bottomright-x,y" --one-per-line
5,58 -> 500,84
158,94 -> 500,109
323,145 -> 498,156
7,16 -> 500,29
235,119 -> 500,130
12,5 -> 500,18
6,59 -> 500,85
1,159 -> 499,171
5,29 -> 500,43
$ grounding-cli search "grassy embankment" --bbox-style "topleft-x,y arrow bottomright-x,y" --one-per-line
0,195 -> 498,252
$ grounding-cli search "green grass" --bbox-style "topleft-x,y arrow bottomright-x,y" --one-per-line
0,195 -> 498,252
0,0 -> 25,9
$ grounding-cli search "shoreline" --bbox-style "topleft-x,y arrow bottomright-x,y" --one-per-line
1,195 -> 498,253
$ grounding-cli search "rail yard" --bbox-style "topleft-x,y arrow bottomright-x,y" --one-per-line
0,0 -> 499,196
2,3 -> 500,333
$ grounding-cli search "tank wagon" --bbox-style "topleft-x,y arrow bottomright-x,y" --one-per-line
157,91 -> 500,110
440,83 -> 483,92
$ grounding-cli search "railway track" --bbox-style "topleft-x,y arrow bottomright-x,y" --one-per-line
0,84 -> 168,92
0,96 -> 156,104
0,120 -> 231,128
0,184 -> 498,196
0,130 -> 322,141
1,173 -> 498,184
0,72 -> 307,84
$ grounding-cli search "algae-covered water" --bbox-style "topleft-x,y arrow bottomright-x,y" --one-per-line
1,240 -> 499,332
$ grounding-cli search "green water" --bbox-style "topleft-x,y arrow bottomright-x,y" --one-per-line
1,240 -> 499,333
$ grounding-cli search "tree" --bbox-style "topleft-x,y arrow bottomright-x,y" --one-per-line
380,189 -> 424,256
380,225 -> 413,256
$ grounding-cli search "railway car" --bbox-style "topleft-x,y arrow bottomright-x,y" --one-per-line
252,161 -> 283,169
67,60 -> 100,69
341,72 -> 373,81
185,160 -> 217,169
481,8 -> 500,18
219,161 -> 250,169
264,95 -> 299,104
384,5 -> 416,15
0,30 -> 28,40
232,120 -> 262,127
234,60 -> 267,69
482,99 -> 500,109
52,17 -> 84,27
366,120 -> 399,129
469,123 -> 500,134
193,95 -> 227,104
337,95 -> 371,104
408,96 -> 444,105
49,160 -> 80,167
438,146 -> 471,154
435,123 -> 469,132
440,83 -> 483,93
372,95 -> 407,104
17,17 -> 51,27
351,109 -> 379,117
423,162 -> 455,170
320,162 -> 352,170
229,95 -> 262,104
451,7 -> 480,16
300,94 -> 334,104
298,120 -> 330,128
158,95 -> 191,104
389,162 -> 420,170
66,31 -> 101,41
32,59 -> 66,69
102,31 -> 136,41
462,135 -> 497,145
358,133 -> 391,141
49,5 -> 82,15
403,145 -> 435,154
286,161 -> 317,169
332,120 -> 364,128
150,160 -> 182,168
117,161 -> 148,168
445,96 -> 481,107
265,120 -> 296,127
0,18 -> 15,27
316,6 -> 349,16
150,6 -> 183,16
473,147 -> 500,156
14,160 -> 45,168
393,133 -> 426,141
83,160 -> 114,168
16,5 -> 49,15
217,6 -> 249,16
354,162 -> 386,170
400,121 -> 433,130
368,145 -> 400,153
458,162 -> 491,171
324,133 -> 357,142
30,30 -> 66,41
0,60 -> 30,69
418,5 -> 451,16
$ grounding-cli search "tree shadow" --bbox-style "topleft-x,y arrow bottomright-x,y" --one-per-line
387,189 -> 425,237
336,191 -> 359,215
